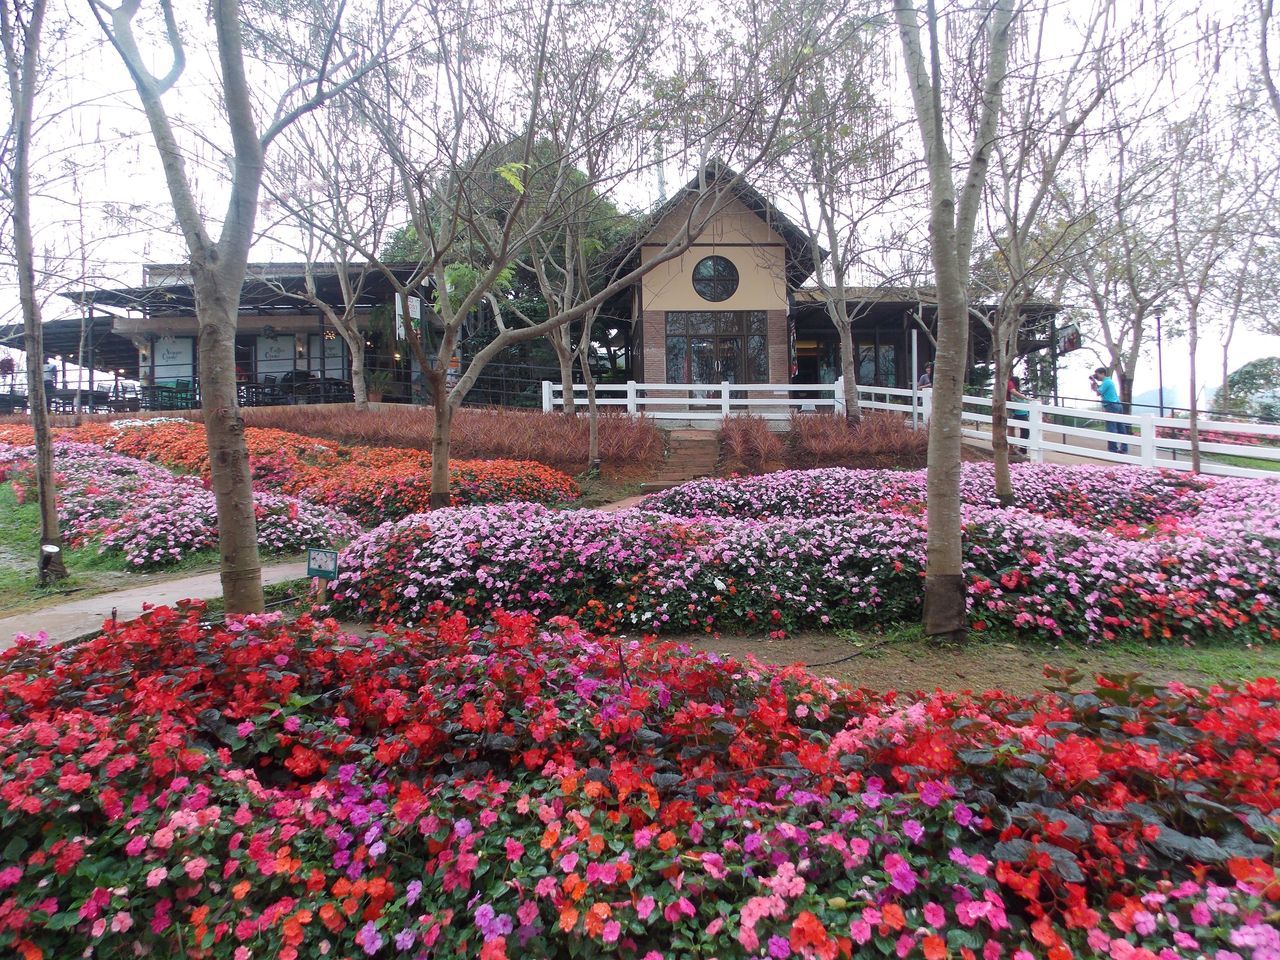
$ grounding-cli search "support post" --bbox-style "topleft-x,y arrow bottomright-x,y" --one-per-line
541,379 -> 552,413
911,328 -> 919,429
720,380 -> 730,418
1139,414 -> 1156,467
1028,401 -> 1044,462
626,380 -> 637,414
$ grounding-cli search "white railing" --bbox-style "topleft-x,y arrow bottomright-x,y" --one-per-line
541,377 -> 930,424
541,379 -> 1280,480
956,393 -> 1280,479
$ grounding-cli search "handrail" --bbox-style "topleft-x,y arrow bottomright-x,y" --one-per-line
540,378 -> 1280,480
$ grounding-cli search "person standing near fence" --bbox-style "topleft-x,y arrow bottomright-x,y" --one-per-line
1090,366 -> 1129,454
1008,375 -> 1031,454
42,357 -> 58,411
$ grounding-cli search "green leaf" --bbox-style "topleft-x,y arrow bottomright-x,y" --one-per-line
1,835 -> 27,862
496,162 -> 528,194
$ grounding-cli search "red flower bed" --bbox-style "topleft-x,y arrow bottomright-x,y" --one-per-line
0,607 -> 1276,958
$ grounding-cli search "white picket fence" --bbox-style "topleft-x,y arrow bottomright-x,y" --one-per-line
541,378 -> 1280,480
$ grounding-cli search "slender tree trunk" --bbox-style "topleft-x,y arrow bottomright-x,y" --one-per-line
991,307 -> 1016,507
429,384 -> 453,509
555,338 -> 576,416
924,222 -> 970,643
580,348 -> 600,470
1219,345 -> 1230,412
338,325 -> 368,406
1188,303 -> 1201,473
6,0 -> 66,585
75,314 -> 88,414
193,275 -> 264,612
836,318 -> 862,423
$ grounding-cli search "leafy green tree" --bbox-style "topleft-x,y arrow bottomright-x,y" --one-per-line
1218,357 -> 1280,416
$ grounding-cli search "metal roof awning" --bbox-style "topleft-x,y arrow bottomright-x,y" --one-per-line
60,263 -> 427,319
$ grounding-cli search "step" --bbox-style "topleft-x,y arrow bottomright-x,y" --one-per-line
640,480 -> 700,492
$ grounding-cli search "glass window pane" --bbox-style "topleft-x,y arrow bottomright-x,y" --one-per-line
748,312 -> 768,337
878,345 -> 897,386
717,313 -> 740,335
666,312 -> 688,335
692,256 -> 739,302
666,336 -> 687,383
690,338 -> 716,383
718,338 -> 742,383
747,335 -> 768,381
857,345 -> 876,385
689,313 -> 716,335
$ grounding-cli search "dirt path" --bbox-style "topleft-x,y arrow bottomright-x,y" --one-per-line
678,631 -> 1248,696
0,561 -> 309,650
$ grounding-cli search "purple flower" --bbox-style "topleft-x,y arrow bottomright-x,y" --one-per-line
884,853 -> 918,895
768,935 -> 793,958
405,879 -> 423,905
475,904 -> 513,941
356,920 -> 384,954
394,929 -> 415,950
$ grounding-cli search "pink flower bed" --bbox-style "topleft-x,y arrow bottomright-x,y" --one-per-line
1,441 -> 358,568
331,465 -> 1280,644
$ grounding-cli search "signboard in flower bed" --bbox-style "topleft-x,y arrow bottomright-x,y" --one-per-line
306,547 -> 339,579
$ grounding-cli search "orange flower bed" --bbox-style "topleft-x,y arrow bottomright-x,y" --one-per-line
1,420 -> 578,522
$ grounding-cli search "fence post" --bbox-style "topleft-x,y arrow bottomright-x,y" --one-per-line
1139,414 -> 1156,467
1028,401 -> 1044,462
921,389 -> 932,424
625,380 -> 637,414
720,381 -> 731,418
541,380 -> 553,413
833,376 -> 845,415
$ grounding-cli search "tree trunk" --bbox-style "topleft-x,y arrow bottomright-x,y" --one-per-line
925,271 -> 970,644
1188,304 -> 1201,473
7,0 -> 66,585
580,348 -> 600,470
836,319 -> 862,423
23,323 -> 67,586
990,310 -> 1013,507
555,339 -> 576,416
429,386 -> 453,509
338,324 -> 368,406
192,276 -> 264,613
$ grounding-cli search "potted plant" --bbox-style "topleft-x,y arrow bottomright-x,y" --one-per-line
366,369 -> 394,403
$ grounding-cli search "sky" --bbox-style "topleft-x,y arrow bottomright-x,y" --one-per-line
3,0 -> 1279,413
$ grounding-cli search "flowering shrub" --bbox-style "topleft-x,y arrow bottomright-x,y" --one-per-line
0,607 -> 1276,959
332,465 -> 1280,644
642,463 -> 1210,529
1,441 -> 358,569
237,403 -> 665,472
34,420 -> 580,520
289,454 -> 579,525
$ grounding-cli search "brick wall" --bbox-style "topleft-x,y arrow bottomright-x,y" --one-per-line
641,310 -> 666,382
766,309 -> 789,384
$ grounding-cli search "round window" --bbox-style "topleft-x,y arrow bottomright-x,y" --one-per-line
691,255 -> 739,302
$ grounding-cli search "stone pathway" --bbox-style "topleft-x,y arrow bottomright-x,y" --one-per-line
0,561 -> 308,650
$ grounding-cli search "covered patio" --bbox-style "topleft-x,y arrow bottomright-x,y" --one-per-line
0,264 -> 428,414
